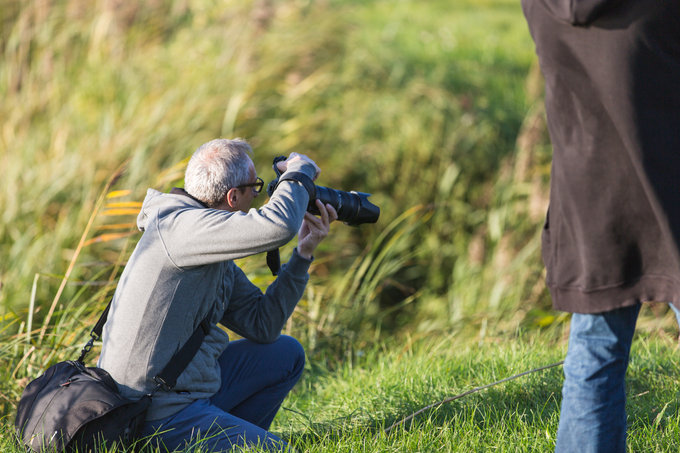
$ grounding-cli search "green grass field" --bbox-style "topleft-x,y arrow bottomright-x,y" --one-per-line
1,0 -> 678,451
3,332 -> 679,452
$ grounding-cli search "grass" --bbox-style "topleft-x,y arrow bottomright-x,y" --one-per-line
2,0 -> 679,451
2,330 -> 679,452
276,330 -> 680,452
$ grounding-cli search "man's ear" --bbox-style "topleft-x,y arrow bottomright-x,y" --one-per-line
225,187 -> 240,210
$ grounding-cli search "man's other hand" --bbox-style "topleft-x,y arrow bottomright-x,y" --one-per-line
297,200 -> 338,259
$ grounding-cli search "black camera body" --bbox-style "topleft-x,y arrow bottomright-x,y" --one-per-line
266,156 -> 380,226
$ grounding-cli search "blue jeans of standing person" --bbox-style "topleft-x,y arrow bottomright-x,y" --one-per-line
555,303 -> 680,452
140,335 -> 305,452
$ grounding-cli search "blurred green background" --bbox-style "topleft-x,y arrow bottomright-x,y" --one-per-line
3,0 -> 675,389
1,0 -> 551,333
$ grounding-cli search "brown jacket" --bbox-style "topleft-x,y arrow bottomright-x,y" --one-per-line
522,0 -> 680,313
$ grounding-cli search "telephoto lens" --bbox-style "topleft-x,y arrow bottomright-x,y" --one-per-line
309,186 -> 379,226
267,155 -> 380,226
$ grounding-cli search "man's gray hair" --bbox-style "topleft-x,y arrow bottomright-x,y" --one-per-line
185,138 -> 253,207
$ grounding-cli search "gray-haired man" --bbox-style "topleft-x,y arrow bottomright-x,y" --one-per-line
99,138 -> 337,451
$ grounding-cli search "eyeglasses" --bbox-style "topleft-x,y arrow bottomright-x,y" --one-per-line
236,177 -> 264,194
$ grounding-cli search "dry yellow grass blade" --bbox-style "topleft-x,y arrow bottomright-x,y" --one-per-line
105,201 -> 143,208
38,163 -> 129,343
106,190 -> 132,199
96,223 -> 136,231
101,208 -> 140,216
83,232 -> 135,246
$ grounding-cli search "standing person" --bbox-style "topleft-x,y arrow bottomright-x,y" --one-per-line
98,139 -> 337,451
521,1 -> 680,451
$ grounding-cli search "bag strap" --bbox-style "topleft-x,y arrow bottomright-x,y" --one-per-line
77,300 -> 112,363
77,299 -> 214,393
152,312 -> 212,392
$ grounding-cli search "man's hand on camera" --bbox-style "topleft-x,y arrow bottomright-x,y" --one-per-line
276,152 -> 321,180
297,200 -> 338,260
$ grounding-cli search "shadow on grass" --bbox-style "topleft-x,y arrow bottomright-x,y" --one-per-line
627,359 -> 680,430
287,352 -> 680,449
284,377 -> 563,446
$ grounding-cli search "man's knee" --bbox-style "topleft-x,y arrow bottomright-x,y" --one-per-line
277,335 -> 305,373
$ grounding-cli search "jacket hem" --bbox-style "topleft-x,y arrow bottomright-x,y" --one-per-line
549,275 -> 680,314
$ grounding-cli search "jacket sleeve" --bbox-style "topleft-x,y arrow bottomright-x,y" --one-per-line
220,250 -> 311,343
158,161 -> 315,268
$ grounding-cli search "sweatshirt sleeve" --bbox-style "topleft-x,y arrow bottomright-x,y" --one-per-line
220,250 -> 312,343
157,161 -> 316,268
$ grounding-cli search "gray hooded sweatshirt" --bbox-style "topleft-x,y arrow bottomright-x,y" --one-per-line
98,160 -> 316,421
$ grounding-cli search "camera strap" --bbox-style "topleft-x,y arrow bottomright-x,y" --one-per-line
273,171 -> 316,200
266,170 -> 317,276
266,249 -> 281,276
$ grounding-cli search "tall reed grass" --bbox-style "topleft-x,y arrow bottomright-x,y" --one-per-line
0,0 -> 559,419
2,0 -> 678,432
1,0 -> 545,329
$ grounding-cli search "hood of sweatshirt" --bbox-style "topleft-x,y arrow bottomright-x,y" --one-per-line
539,0 -> 618,25
136,188 -> 203,232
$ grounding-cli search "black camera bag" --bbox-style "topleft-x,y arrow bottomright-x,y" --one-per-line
15,360 -> 150,452
15,301 -> 213,452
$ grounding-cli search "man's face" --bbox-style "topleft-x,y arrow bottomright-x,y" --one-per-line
233,160 -> 259,213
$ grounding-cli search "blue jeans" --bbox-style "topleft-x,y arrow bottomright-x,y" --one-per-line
672,303 -> 680,327
140,335 -> 305,452
555,304 -> 643,453
556,303 -> 680,452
